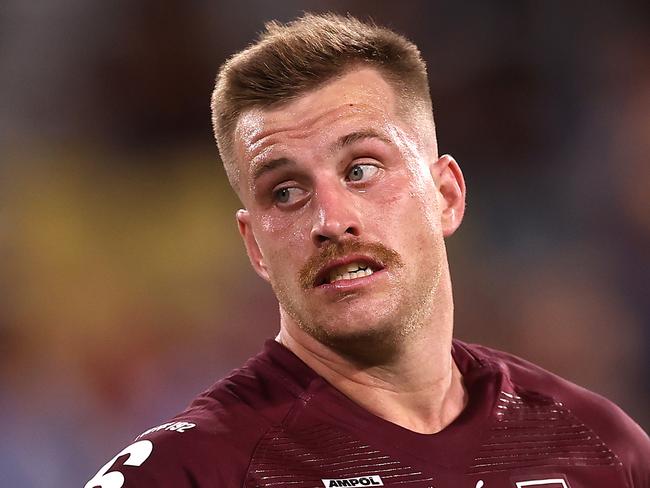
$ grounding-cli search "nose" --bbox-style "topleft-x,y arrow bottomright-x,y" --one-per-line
310,186 -> 363,246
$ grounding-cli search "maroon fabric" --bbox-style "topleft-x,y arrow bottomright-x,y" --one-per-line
85,340 -> 650,488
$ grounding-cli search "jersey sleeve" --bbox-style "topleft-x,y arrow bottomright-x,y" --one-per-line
548,375 -> 650,487
83,420 -> 243,488
84,441 -> 183,487
466,341 -> 650,487
83,406 -> 273,488
592,399 -> 650,488
83,431 -> 216,488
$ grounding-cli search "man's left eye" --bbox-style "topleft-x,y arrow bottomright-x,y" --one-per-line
347,164 -> 379,182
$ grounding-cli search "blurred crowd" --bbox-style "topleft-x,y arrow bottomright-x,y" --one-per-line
1,1 -> 648,486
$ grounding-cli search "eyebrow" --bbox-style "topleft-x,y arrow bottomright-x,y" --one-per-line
250,129 -> 392,182
251,157 -> 293,183
330,129 -> 393,153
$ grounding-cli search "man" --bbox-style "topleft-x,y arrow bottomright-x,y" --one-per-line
85,13 -> 649,488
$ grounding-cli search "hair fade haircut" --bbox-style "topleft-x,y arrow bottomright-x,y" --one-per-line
211,12 -> 433,192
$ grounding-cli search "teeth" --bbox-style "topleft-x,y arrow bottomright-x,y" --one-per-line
328,267 -> 374,284
346,262 -> 365,272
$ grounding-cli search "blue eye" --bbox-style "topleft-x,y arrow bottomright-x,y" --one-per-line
347,164 -> 379,182
272,186 -> 306,206
274,187 -> 291,203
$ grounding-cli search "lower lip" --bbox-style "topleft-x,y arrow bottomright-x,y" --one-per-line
316,268 -> 386,292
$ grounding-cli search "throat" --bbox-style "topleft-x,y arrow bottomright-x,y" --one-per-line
277,327 -> 467,434
334,360 -> 468,434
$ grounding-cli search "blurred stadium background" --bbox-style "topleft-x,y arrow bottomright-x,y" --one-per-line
1,1 -> 648,486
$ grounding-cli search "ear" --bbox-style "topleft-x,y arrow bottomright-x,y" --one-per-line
429,154 -> 466,237
236,209 -> 271,282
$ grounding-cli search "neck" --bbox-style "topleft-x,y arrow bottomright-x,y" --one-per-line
276,305 -> 467,434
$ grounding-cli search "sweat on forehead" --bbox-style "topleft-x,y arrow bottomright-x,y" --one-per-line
210,13 -> 435,195
237,68 -> 399,153
232,69 -> 433,200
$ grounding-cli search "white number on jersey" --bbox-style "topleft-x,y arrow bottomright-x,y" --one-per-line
84,440 -> 153,488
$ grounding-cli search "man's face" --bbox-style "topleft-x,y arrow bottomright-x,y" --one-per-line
233,68 -> 464,351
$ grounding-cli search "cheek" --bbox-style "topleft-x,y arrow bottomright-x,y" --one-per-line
374,168 -> 440,226
254,213 -> 310,273
258,210 -> 310,242
406,166 -> 441,228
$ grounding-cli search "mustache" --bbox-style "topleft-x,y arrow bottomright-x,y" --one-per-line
298,240 -> 403,289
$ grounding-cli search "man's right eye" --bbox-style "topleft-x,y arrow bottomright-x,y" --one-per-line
272,186 -> 305,205
274,187 -> 291,203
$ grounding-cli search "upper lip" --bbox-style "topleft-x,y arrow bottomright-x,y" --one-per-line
313,254 -> 385,286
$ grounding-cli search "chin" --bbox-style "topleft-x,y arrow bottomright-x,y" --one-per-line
304,316 -> 405,366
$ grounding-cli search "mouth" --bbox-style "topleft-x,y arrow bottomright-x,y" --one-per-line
314,257 -> 385,287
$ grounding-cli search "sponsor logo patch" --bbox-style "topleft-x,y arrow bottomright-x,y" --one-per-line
514,478 -> 570,488
321,475 -> 384,487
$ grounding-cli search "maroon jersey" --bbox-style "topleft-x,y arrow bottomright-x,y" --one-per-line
85,340 -> 650,488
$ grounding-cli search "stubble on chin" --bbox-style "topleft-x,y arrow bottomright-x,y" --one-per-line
272,239 -> 443,366
318,263 -> 442,367
272,239 -> 412,365
316,323 -> 409,366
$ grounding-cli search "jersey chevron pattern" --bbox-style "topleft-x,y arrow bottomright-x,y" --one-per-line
85,340 -> 650,487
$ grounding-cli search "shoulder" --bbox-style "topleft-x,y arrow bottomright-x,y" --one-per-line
459,340 -> 650,486
84,348 -> 308,488
83,416 -> 249,488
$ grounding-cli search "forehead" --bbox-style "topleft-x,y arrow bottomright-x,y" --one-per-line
233,67 -> 403,167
